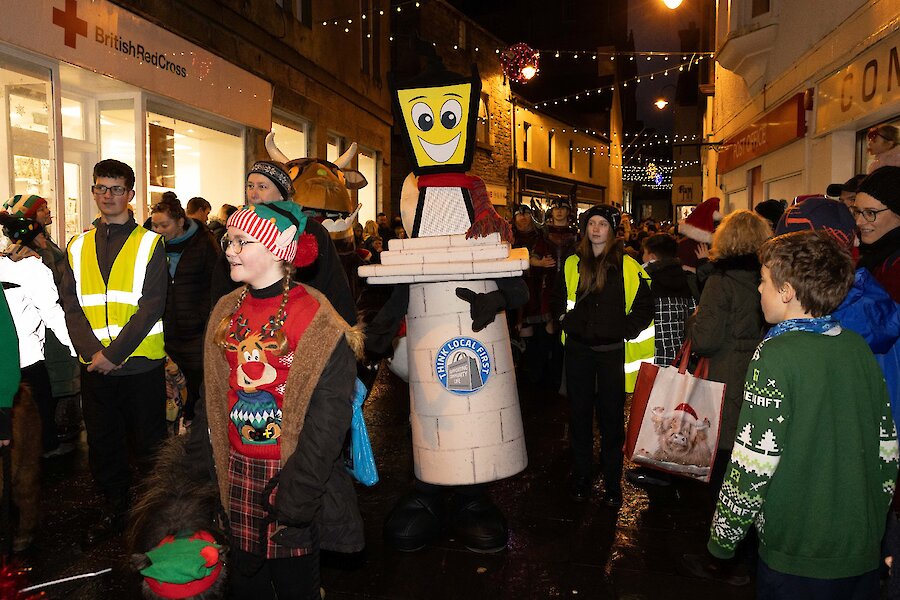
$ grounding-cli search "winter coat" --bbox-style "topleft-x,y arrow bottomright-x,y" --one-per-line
867,145 -> 900,173
0,255 -> 75,369
189,284 -> 365,553
163,220 -> 220,370
645,258 -> 697,365
858,226 -> 900,303
833,267 -> 900,433
686,254 -> 766,450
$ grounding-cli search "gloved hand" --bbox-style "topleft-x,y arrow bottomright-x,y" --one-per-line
455,288 -> 506,332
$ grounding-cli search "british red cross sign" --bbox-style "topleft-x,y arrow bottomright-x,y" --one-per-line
52,0 -> 87,49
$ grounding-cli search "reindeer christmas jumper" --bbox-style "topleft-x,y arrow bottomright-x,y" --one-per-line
708,327 -> 898,579
200,282 -> 365,558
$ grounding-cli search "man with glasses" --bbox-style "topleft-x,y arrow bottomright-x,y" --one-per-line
58,159 -> 168,546
854,166 -> 900,302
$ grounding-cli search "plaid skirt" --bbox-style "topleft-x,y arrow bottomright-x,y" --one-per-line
227,449 -> 310,559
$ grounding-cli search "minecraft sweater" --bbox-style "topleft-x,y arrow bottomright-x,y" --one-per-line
707,328 -> 899,579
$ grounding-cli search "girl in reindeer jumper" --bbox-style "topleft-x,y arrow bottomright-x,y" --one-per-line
189,201 -> 364,599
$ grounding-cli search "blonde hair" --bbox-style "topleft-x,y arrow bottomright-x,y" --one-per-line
213,262 -> 295,355
363,220 -> 377,239
709,209 -> 772,261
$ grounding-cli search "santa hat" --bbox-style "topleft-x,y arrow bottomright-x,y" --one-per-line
673,403 -> 698,421
139,531 -> 223,599
679,197 -> 722,243
3,194 -> 47,219
226,201 -> 317,267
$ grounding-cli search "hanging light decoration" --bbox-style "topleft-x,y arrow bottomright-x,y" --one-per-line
501,43 -> 540,84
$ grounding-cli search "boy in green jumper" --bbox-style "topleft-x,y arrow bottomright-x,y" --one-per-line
708,231 -> 899,598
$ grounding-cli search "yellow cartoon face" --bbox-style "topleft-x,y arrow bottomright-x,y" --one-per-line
396,83 -> 474,169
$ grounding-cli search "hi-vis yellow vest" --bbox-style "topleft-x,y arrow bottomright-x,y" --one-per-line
562,254 -> 655,392
67,226 -> 165,364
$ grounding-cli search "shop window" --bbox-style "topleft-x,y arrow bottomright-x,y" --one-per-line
61,97 -> 87,141
357,149 -> 379,226
1,54 -> 54,213
476,92 -> 490,145
145,107 -> 243,215
271,119 -> 309,160
522,122 -> 531,162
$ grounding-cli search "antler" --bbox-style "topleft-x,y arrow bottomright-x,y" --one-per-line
233,315 -> 251,342
261,316 -> 282,340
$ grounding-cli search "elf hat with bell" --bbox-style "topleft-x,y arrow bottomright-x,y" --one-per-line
139,531 -> 224,599
679,197 -> 722,243
226,201 -> 318,268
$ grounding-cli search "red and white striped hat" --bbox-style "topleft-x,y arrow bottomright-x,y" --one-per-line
226,201 -> 307,263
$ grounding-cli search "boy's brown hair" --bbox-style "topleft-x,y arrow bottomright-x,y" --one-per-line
758,231 -> 854,317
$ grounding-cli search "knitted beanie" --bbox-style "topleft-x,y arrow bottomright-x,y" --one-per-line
248,161 -> 293,201
579,204 -> 621,233
775,196 -> 856,250
0,213 -> 43,246
139,531 -> 223,599
3,194 -> 47,219
679,197 -> 722,243
857,166 -> 900,216
226,201 -> 310,264
754,199 -> 786,228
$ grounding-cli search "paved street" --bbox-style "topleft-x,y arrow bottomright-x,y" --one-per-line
20,364 -> 755,599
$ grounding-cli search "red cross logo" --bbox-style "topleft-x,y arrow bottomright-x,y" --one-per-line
53,0 -> 88,49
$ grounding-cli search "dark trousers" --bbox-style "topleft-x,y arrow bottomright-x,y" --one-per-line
756,559 -> 879,600
565,340 -> 626,493
230,550 -> 321,600
80,364 -> 166,512
21,361 -> 57,453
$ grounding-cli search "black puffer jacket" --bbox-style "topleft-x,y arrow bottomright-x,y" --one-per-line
164,221 -> 220,369
686,254 -> 767,450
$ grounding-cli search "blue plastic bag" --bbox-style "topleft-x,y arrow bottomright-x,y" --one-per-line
345,378 -> 378,486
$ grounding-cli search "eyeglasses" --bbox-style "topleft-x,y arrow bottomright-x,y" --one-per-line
850,207 -> 891,222
92,184 -> 128,196
221,235 -> 258,254
867,129 -> 889,142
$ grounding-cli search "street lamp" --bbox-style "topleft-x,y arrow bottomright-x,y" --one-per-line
654,84 -> 676,110
654,98 -> 670,110
663,0 -> 683,8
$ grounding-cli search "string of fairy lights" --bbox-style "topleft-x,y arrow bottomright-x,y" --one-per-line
314,0 -> 709,188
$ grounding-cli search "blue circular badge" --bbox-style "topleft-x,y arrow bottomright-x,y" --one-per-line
435,336 -> 491,395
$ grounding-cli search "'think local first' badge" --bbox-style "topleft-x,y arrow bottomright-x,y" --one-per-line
435,336 -> 491,394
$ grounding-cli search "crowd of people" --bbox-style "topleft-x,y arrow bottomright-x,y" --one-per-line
0,132 -> 898,597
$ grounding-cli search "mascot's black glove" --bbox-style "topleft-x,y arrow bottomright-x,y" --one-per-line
0,407 -> 10,442
455,288 -> 505,332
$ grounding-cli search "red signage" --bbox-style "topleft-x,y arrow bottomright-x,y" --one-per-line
52,0 -> 87,49
717,94 -> 806,173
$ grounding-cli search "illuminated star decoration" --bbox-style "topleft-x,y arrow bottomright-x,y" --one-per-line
501,43 -> 540,84
15,104 -> 25,117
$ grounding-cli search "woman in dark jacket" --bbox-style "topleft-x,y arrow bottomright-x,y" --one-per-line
552,205 -> 654,507
686,209 -> 771,488
150,193 -> 220,422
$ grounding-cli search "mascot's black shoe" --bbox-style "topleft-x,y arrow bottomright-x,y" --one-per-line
450,496 -> 508,554
383,491 -> 444,552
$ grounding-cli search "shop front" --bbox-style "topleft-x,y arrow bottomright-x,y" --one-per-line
0,0 -> 273,244
815,28 -> 900,184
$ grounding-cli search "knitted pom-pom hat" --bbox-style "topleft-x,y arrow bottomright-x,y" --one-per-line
679,197 -> 722,243
226,201 -> 317,267
3,194 -> 47,219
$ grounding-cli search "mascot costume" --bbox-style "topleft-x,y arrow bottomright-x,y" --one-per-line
360,61 -> 529,553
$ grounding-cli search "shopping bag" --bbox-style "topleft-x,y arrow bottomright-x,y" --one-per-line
344,378 -> 379,486
625,341 -> 725,482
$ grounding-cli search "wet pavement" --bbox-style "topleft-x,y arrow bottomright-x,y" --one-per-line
17,364 -> 756,599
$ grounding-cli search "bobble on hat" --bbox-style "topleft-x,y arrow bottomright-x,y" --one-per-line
679,197 -> 722,243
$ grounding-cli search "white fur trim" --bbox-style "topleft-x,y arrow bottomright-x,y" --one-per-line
678,222 -> 713,243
